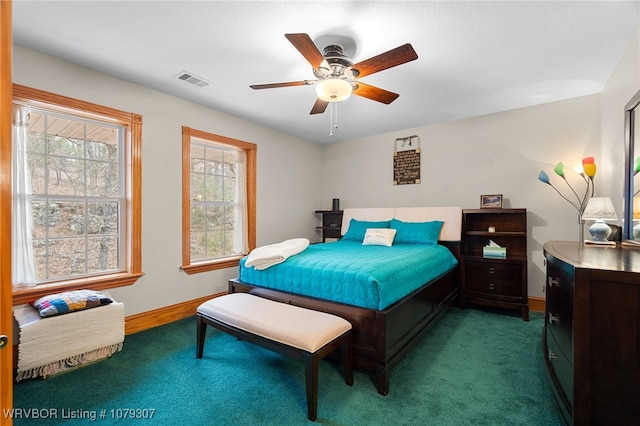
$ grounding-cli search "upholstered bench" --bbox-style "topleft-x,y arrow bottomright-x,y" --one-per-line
196,293 -> 353,421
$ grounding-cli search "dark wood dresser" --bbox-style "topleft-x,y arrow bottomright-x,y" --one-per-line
543,241 -> 640,425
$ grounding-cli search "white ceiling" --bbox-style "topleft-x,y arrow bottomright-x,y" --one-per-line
12,1 -> 640,144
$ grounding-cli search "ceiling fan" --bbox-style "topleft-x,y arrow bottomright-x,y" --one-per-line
250,33 -> 419,115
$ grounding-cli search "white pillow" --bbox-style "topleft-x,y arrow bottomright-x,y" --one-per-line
362,228 -> 397,247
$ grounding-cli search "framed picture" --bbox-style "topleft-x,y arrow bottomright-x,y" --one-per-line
480,194 -> 503,209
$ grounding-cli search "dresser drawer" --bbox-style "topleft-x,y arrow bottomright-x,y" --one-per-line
464,261 -> 523,297
546,328 -> 573,404
545,290 -> 573,361
545,255 -> 574,301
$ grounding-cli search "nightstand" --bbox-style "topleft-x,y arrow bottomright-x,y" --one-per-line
460,208 -> 528,321
314,210 -> 343,242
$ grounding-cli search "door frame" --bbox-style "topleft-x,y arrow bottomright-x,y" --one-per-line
1,0 -> 14,424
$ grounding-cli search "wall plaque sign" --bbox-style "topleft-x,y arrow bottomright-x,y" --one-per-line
393,135 -> 421,185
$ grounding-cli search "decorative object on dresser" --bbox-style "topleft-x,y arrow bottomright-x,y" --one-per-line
581,196 -> 618,244
543,241 -> 640,425
538,157 -> 597,244
461,208 -> 528,321
315,209 -> 343,242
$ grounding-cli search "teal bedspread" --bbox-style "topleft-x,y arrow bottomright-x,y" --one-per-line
239,240 -> 458,310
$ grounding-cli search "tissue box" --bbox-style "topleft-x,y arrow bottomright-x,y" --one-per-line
483,246 -> 506,259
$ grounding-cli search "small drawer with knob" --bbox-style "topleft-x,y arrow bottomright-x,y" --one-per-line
546,293 -> 573,361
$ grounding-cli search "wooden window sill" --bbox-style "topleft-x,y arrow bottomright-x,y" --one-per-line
12,272 -> 144,305
181,256 -> 243,275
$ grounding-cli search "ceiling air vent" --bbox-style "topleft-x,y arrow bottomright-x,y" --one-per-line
173,71 -> 211,88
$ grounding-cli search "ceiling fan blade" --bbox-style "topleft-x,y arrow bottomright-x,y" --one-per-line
353,82 -> 400,104
310,98 -> 329,115
352,43 -> 418,78
250,81 -> 310,90
285,33 -> 324,68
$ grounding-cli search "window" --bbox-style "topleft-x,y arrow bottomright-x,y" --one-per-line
12,85 -> 143,304
181,126 -> 256,274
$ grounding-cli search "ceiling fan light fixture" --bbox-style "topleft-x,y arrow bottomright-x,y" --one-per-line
315,78 -> 352,102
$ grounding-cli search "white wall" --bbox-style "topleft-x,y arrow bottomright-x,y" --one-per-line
13,46 -> 323,316
321,95 -> 602,298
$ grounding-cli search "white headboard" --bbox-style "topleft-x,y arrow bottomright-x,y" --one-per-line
341,207 -> 462,241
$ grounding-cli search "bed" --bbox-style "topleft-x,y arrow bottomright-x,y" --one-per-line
229,206 -> 462,395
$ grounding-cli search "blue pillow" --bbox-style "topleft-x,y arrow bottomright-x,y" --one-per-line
391,219 -> 443,246
342,219 -> 391,241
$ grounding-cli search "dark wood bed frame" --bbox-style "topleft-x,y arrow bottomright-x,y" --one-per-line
228,240 -> 461,396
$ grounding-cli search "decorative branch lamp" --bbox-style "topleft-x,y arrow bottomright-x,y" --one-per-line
538,156 -> 597,244
581,197 -> 618,242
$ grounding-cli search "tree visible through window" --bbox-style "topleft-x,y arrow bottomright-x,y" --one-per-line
181,126 -> 256,274
28,110 -> 123,280
190,143 -> 238,260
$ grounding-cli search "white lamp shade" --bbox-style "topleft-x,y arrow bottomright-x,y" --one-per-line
582,197 -> 618,221
315,79 -> 352,102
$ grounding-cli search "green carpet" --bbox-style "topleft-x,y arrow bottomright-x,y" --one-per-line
13,307 -> 562,425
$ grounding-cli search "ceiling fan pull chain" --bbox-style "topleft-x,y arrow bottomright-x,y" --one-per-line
329,102 -> 334,137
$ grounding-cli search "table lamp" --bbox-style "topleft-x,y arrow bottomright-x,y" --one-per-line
581,197 -> 618,242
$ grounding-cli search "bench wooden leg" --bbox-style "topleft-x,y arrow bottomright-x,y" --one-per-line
196,315 -> 206,359
304,354 -> 319,422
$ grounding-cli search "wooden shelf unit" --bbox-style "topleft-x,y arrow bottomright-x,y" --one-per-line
314,210 -> 343,242
461,208 -> 529,321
